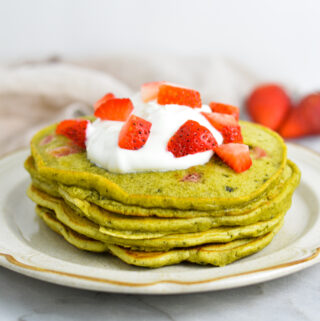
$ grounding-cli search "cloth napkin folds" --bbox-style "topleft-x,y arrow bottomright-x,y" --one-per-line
0,56 -> 318,156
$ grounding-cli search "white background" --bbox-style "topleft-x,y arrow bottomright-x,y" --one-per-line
1,0 -> 320,86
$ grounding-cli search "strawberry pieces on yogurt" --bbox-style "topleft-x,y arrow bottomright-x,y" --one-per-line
94,98 -> 133,121
141,82 -> 202,108
167,120 -> 217,158
215,143 -> 252,173
141,81 -> 165,103
157,83 -> 202,108
209,102 -> 240,120
56,119 -> 89,149
201,112 -> 243,144
118,115 -> 152,150
94,93 -> 116,111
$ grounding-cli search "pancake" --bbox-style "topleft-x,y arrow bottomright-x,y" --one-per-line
36,205 -> 283,268
30,121 -> 287,210
28,185 -> 290,251
25,155 -> 297,219
26,159 -> 300,233
25,118 -> 300,268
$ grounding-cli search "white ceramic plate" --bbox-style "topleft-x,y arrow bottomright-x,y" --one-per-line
0,144 -> 320,294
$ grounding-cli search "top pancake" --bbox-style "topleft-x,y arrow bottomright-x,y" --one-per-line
30,120 -> 287,211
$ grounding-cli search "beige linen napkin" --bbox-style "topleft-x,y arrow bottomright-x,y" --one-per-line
0,56 -> 318,156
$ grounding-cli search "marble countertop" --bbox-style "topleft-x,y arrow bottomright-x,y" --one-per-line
1,263 -> 319,321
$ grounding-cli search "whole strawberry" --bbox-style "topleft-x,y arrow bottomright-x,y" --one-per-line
279,93 -> 320,138
246,84 -> 291,131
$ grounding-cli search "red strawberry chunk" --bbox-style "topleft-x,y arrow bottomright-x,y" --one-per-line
202,112 -> 243,143
56,119 -> 88,149
246,84 -> 290,130
221,125 -> 243,144
94,93 -> 115,111
251,146 -> 267,159
141,81 -> 164,103
118,115 -> 152,150
49,145 -> 83,157
39,134 -> 54,146
215,143 -> 252,173
94,98 -> 133,121
157,84 -> 202,108
167,120 -> 217,158
209,102 -> 240,120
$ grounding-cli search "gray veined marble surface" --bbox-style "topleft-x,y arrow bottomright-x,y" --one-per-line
0,263 -> 320,321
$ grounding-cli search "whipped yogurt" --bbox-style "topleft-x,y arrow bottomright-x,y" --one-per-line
86,95 -> 223,173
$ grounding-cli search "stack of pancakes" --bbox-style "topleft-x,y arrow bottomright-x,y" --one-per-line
25,121 -> 300,268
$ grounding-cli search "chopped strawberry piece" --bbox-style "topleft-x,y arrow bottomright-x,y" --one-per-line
56,119 -> 88,149
251,146 -> 267,159
167,120 -> 217,158
279,93 -> 320,138
157,84 -> 202,108
181,172 -> 202,182
215,143 -> 252,173
221,126 -> 243,144
202,112 -> 243,143
118,115 -> 152,150
246,84 -> 290,130
94,98 -> 133,121
39,134 -> 54,146
141,81 -> 165,102
94,93 -> 115,111
202,112 -> 238,131
49,145 -> 83,157
209,102 -> 240,120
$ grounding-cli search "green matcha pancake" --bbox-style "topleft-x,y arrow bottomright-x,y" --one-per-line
26,160 -> 300,233
25,116 -> 301,268
36,205 -> 284,268
28,185 -> 290,251
30,121 -> 287,210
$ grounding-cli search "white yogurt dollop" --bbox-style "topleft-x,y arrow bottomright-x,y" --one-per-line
86,95 -> 223,173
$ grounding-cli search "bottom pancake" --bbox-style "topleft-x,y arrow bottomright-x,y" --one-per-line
36,205 -> 283,268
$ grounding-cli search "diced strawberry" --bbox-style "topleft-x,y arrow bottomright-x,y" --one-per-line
118,115 -> 152,150
141,81 -> 164,102
209,102 -> 240,120
181,172 -> 202,182
202,112 -> 243,143
215,143 -> 252,173
94,93 -> 115,111
251,146 -> 267,159
39,134 -> 54,146
94,98 -> 133,121
221,126 -> 243,144
202,112 -> 238,131
279,93 -> 320,138
167,120 -> 217,158
49,145 -> 83,157
246,84 -> 290,130
56,119 -> 88,149
157,83 -> 202,108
